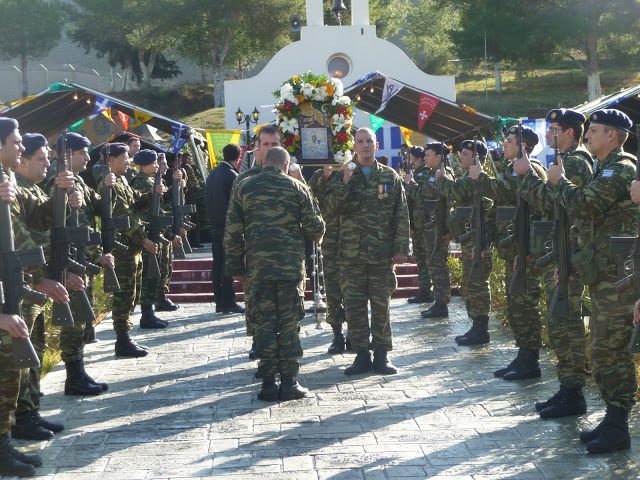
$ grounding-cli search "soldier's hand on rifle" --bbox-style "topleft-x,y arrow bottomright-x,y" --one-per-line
323,166 -> 333,180
173,236 -> 183,247
180,227 -> 188,237
173,169 -> 183,180
631,180 -> 640,205
142,238 -> 158,254
403,172 -> 413,184
513,151 -> 532,175
65,272 -> 86,291
0,181 -> 16,203
634,299 -> 640,326
468,162 -> 483,180
99,253 -> 115,269
554,267 -> 575,284
155,184 -> 165,195
68,191 -> 83,209
104,173 -> 116,187
434,162 -> 446,180
0,314 -> 29,338
55,170 -> 76,191
393,254 -> 407,264
547,155 -> 566,185
35,278 -> 70,304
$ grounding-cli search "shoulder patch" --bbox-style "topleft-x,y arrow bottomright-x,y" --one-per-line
602,169 -> 614,178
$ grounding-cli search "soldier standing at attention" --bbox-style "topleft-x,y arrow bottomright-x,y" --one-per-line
419,142 -> 455,319
402,146 -> 434,305
326,128 -> 410,375
225,147 -> 324,401
124,135 -> 142,183
182,152 -> 204,248
548,109 -> 637,453
435,140 -> 495,345
513,109 -> 593,418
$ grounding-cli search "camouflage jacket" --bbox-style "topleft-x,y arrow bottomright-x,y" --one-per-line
14,171 -> 51,252
404,163 -> 432,230
419,164 -> 455,232
309,168 -> 340,252
325,161 -> 410,264
557,147 -> 637,254
224,166 -> 325,284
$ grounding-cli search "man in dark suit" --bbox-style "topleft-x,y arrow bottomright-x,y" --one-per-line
206,144 -> 245,313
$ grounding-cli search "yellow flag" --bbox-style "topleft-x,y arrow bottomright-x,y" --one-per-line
205,129 -> 242,169
129,110 -> 154,128
399,127 -> 414,147
101,108 -> 115,124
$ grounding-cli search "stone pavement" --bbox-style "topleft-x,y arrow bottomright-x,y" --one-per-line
10,297 -> 640,479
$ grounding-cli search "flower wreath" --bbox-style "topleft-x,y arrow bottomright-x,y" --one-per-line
272,72 -> 357,164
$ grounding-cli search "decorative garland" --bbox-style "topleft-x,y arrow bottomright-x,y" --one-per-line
273,72 -> 357,164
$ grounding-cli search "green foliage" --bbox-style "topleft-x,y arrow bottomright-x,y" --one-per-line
448,255 -> 463,290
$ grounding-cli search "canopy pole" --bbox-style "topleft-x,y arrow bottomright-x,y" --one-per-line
189,133 -> 207,182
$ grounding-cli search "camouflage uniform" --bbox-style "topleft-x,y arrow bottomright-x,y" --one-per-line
225,166 -> 324,376
557,147 -> 638,410
325,162 -> 410,352
99,175 -> 151,333
405,164 -> 433,295
309,169 -> 344,327
437,172 -> 495,318
520,146 -> 593,389
420,166 -> 455,306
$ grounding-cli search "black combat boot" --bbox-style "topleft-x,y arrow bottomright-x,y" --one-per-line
327,324 -> 346,354
421,301 -> 448,319
11,412 -> 53,440
344,350 -> 372,376
503,349 -> 541,381
140,305 -> 168,329
0,433 -> 36,477
455,316 -> 475,342
586,405 -> 631,453
540,387 -> 587,418
372,348 -> 398,374
155,292 -> 179,311
115,330 -> 149,358
29,411 -> 64,434
279,376 -> 309,401
86,325 -> 98,343
456,315 -> 490,346
493,349 -> 522,377
535,386 -> 565,411
257,375 -> 279,401
408,290 -> 434,304
248,339 -> 257,359
79,360 -> 109,392
216,303 -> 245,314
64,360 -> 103,396
345,335 -> 353,352
2,432 -> 42,467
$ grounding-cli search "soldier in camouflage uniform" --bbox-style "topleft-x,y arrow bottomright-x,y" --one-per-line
548,109 -> 637,453
326,128 -> 410,376
416,143 -> 455,319
182,152 -> 204,248
310,166 -> 348,353
513,110 -> 593,418
402,146 -> 434,304
469,126 -> 548,381
435,140 -> 496,344
225,147 -> 325,401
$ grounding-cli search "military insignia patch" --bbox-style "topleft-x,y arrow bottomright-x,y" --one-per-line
550,111 -> 557,119
602,169 -> 613,177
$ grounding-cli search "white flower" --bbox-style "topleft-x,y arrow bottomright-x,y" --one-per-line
300,83 -> 314,99
337,95 -> 352,106
280,83 -> 294,99
313,85 -> 328,101
332,113 -> 351,132
333,150 -> 353,164
331,78 -> 344,97
280,117 -> 299,134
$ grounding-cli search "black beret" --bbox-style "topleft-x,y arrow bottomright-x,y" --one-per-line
57,132 -> 91,153
461,139 -> 488,159
409,146 -> 425,158
506,125 -> 539,147
102,143 -> 129,158
589,109 -> 633,132
134,149 -> 157,166
546,108 -> 585,125
425,142 -> 450,156
0,117 -> 19,139
22,134 -> 49,157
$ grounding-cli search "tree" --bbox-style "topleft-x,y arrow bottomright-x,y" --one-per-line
0,0 -> 64,97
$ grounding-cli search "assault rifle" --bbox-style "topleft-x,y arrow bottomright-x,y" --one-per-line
609,124 -> 640,352
147,169 -> 171,278
49,134 -> 90,327
172,154 -> 196,259
0,162 -> 46,368
467,138 -> 487,283
496,125 -> 530,294
532,126 -> 570,319
424,148 -> 449,263
100,144 -> 130,292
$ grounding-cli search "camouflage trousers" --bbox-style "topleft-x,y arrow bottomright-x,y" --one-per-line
503,254 -> 546,350
340,263 -> 396,352
244,278 -> 255,337
546,275 -> 587,390
140,249 -> 160,307
322,241 -> 345,327
16,304 -> 45,415
252,279 -> 305,377
423,228 -> 450,304
112,249 -> 143,332
412,227 -> 433,293
0,331 -> 22,434
157,240 -> 173,296
460,240 -> 493,318
60,277 -> 95,363
589,268 -> 638,411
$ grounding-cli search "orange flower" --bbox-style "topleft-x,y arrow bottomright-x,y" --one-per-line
294,135 -> 300,141
296,95 -> 304,103
279,113 -> 284,119
292,76 -> 300,83
326,84 -> 335,96
311,81 -> 317,87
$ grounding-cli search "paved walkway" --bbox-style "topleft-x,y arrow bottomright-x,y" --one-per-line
12,297 -> 640,479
